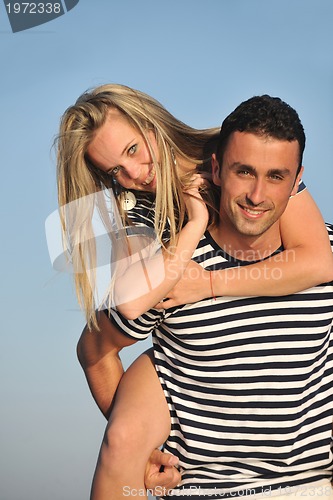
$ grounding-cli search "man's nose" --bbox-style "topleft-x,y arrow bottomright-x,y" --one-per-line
246,179 -> 266,205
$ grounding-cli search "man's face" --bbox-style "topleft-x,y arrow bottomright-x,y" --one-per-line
212,131 -> 304,239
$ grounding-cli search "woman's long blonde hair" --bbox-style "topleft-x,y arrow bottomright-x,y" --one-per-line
56,83 -> 220,328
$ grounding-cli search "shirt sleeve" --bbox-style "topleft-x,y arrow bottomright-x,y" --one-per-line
102,193 -> 167,340
105,307 -> 165,341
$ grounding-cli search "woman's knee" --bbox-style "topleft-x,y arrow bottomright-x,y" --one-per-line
109,414 -> 153,450
98,415 -> 159,473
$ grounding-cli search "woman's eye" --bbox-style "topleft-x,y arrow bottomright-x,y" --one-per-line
128,144 -> 137,155
111,166 -> 121,176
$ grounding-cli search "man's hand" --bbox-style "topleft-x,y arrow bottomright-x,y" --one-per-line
145,449 -> 181,495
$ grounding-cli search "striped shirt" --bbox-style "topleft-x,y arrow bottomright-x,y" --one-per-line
109,189 -> 333,499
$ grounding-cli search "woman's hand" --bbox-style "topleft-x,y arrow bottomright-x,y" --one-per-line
183,173 -> 209,232
156,260 -> 212,309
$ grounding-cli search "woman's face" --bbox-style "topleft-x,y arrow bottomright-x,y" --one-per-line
87,110 -> 159,193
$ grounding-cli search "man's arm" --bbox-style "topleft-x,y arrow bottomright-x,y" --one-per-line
77,310 -> 181,490
77,310 -> 137,419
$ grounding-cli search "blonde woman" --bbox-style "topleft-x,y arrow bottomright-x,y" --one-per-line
57,85 -> 333,499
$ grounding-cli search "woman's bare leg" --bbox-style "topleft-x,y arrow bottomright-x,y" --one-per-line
90,348 -> 171,500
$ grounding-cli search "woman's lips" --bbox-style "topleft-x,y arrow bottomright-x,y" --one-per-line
142,165 -> 156,186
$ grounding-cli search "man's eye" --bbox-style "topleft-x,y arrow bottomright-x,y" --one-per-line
270,175 -> 283,181
128,144 -> 137,155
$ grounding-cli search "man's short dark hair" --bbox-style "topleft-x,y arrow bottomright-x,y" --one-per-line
216,95 -> 305,173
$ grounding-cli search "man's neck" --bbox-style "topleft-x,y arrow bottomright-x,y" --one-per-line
209,221 -> 282,262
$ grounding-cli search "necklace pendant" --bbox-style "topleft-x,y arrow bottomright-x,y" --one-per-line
120,191 -> 137,211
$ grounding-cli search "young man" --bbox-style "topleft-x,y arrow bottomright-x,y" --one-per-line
78,96 -> 333,499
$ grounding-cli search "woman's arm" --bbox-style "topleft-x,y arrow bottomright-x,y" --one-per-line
157,189 -> 333,308
279,188 -> 333,284
114,178 -> 208,319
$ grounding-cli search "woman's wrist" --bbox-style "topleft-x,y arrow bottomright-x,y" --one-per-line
201,269 -> 214,299
210,271 -> 217,300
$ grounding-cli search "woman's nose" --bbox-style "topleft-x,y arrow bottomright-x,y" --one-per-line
122,161 -> 141,180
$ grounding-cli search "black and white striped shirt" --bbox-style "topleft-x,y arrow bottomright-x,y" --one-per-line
109,192 -> 333,499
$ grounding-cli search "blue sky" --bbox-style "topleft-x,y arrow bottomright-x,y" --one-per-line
1,1 -> 332,498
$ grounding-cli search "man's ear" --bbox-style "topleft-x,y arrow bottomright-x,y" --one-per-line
290,165 -> 304,197
212,154 -> 222,186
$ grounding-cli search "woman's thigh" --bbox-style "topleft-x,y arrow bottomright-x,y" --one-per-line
108,348 -> 171,451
